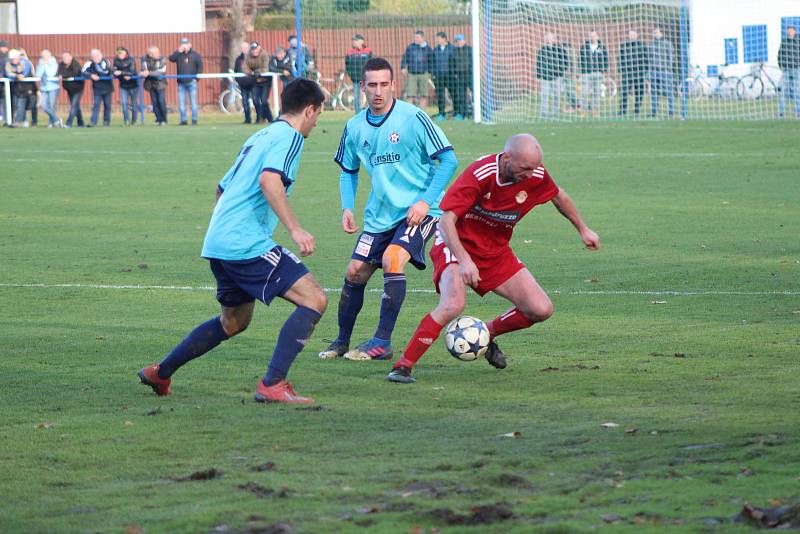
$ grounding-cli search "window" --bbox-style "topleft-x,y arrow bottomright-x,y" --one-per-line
0,1 -> 17,33
742,24 -> 768,63
724,38 -> 738,65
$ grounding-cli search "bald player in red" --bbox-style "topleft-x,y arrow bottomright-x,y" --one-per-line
387,133 -> 600,383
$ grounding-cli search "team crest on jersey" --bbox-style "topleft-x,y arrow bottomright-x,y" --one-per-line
388,131 -> 400,144
515,191 -> 528,204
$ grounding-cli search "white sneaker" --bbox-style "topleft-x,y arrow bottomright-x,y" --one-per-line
22,121 -> 30,128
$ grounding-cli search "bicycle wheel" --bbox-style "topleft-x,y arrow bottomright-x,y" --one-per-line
736,75 -> 763,100
601,77 -> 617,98
219,90 -> 242,114
334,87 -> 354,111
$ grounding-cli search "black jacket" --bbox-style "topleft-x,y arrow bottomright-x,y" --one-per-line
778,36 -> 800,70
345,46 -> 372,82
536,44 -> 570,80
141,55 -> 168,91
234,52 -> 255,89
58,59 -> 85,93
82,58 -> 114,95
578,41 -> 609,74
618,40 -> 649,79
168,48 -> 203,84
451,44 -> 472,75
113,53 -> 138,89
270,55 -> 294,84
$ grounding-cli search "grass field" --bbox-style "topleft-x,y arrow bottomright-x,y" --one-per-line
1,112 -> 799,533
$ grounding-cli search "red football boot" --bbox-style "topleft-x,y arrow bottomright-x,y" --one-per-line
254,380 -> 314,404
138,364 -> 171,396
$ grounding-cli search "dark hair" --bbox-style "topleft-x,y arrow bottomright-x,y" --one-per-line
415,30 -> 424,37
362,57 -> 394,81
280,78 -> 325,115
436,32 -> 447,40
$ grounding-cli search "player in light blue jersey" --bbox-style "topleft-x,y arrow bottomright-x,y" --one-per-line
319,57 -> 459,362
138,79 -> 328,404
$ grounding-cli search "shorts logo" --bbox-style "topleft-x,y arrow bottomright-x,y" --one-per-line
515,191 -> 528,204
355,234 -> 373,257
388,131 -> 400,144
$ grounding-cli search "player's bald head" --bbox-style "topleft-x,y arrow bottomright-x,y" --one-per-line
504,134 -> 542,166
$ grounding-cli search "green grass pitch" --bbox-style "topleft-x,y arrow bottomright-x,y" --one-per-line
1,113 -> 798,533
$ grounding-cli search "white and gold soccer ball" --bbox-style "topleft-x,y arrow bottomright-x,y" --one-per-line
444,316 -> 490,361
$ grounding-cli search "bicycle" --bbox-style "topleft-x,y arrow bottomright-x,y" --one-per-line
737,62 -> 781,99
686,65 -> 740,100
219,71 -> 246,114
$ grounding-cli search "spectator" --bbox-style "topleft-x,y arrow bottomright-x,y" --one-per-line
82,48 -> 113,127
245,41 -> 273,124
36,48 -> 61,128
169,37 -> 203,125
234,40 -> 255,124
649,27 -> 675,118
618,29 -> 649,117
58,51 -> 85,127
140,46 -> 168,126
113,46 -> 138,126
269,46 -> 294,88
18,48 -> 37,126
536,33 -> 570,120
431,31 -> 453,121
400,30 -> 432,109
778,26 -> 800,119
4,49 -> 35,127
0,40 -> 9,123
287,35 -> 311,77
451,34 -> 471,121
344,33 -> 372,114
578,30 -> 608,117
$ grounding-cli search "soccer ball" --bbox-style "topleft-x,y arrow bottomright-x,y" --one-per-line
444,316 -> 490,361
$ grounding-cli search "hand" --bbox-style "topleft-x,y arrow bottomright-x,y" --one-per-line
342,209 -> 359,234
141,70 -> 149,77
114,70 -> 121,76
459,257 -> 481,288
580,227 -> 600,250
123,75 -> 130,80
290,227 -> 316,256
91,74 -> 99,81
406,200 -> 430,227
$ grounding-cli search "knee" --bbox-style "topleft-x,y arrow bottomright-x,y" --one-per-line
522,299 -> 554,323
310,291 -> 328,315
345,263 -> 371,284
435,296 -> 466,324
381,245 -> 408,273
220,314 -> 250,337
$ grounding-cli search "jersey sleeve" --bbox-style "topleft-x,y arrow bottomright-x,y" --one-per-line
413,111 -> 453,159
534,166 -> 560,204
334,125 -> 360,173
261,130 -> 304,187
439,165 -> 483,217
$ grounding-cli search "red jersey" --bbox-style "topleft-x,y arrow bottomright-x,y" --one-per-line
439,153 -> 559,259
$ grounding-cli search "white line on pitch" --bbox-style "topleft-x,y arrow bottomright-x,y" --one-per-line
0,283 -> 797,297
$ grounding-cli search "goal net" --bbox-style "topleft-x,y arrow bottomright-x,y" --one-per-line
282,0 -> 799,122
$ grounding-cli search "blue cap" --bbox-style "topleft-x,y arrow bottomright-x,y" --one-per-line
454,34 -> 465,41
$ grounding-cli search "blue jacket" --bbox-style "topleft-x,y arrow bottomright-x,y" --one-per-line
431,43 -> 453,77
36,57 -> 60,92
401,42 -> 431,74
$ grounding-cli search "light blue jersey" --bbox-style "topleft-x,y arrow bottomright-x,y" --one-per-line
202,120 -> 304,260
335,99 -> 453,233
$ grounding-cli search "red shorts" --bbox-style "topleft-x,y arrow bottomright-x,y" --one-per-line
430,242 -> 526,296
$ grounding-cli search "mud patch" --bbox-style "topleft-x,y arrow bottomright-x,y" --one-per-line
169,468 -> 222,482
429,504 -> 514,525
239,482 -> 292,498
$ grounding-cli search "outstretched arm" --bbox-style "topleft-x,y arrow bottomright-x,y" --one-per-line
259,170 -> 315,256
551,188 -> 600,250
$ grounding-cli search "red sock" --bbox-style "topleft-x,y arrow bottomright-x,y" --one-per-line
394,313 -> 444,369
488,307 -> 534,338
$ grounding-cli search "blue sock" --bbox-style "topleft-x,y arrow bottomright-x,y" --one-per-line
374,273 -> 406,342
158,316 -> 229,378
264,305 -> 322,386
336,279 -> 366,346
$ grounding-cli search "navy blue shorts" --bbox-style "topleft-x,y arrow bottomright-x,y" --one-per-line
350,215 -> 439,270
208,246 -> 309,308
